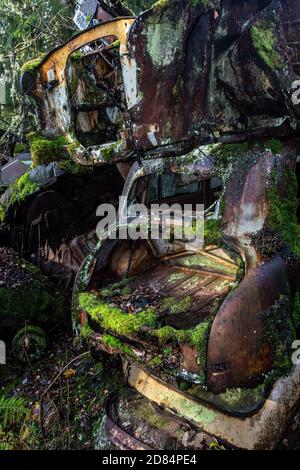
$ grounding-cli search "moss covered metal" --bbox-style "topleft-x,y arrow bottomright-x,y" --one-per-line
78,292 -> 157,337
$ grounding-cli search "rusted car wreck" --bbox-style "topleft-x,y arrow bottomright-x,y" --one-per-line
3,0 -> 300,450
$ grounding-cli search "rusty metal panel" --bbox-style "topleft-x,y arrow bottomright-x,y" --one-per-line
126,361 -> 300,450
124,0 -> 297,153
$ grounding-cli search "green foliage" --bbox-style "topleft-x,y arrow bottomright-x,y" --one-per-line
100,141 -> 121,163
102,334 -> 135,357
261,296 -> 295,381
14,143 -> 27,154
152,0 -> 170,11
204,219 -> 222,246
0,265 -> 65,324
0,171 -> 39,221
265,138 -> 283,155
153,321 -> 210,384
12,326 -> 47,362
0,284 -> 60,323
79,323 -> 94,342
58,160 -> 93,176
190,322 -> 210,383
251,20 -> 284,71
147,355 -> 163,367
78,292 -> 157,337
0,395 -> 30,429
268,167 -> 300,255
28,132 -> 69,167
0,204 -> 6,223
20,55 -> 45,73
8,172 -> 38,207
0,1 -> 75,143
161,295 -> 192,315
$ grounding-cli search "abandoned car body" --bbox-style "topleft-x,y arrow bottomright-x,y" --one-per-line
2,0 -> 300,450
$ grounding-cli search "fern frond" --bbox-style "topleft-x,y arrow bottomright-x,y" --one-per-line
0,395 -> 30,429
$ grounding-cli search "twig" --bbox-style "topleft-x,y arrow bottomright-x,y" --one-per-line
39,351 -> 90,438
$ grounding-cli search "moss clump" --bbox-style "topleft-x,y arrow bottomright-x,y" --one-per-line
58,160 -> 93,176
153,321 -> 210,384
99,278 -> 132,298
168,272 -> 186,283
69,51 -> 82,63
66,139 -> 81,158
8,172 -> 38,208
268,167 -> 300,255
161,295 -> 192,315
153,325 -> 190,345
14,143 -> 27,154
251,227 -> 285,259
80,323 -> 94,341
251,20 -> 284,71
100,141 -> 121,163
190,322 -> 210,383
204,219 -> 222,246
147,355 -> 163,368
78,292 -> 157,337
0,205 -> 6,223
0,283 -> 64,325
102,334 -> 135,357
20,55 -> 45,73
261,296 -> 295,381
28,132 -> 69,167
153,0 -> 170,12
264,139 -> 283,155
0,249 -> 65,324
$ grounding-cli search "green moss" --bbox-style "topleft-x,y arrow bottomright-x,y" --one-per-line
0,282 -> 63,324
78,292 -> 157,337
190,322 -> 210,384
58,160 -> 93,176
8,172 -> 38,208
204,219 -> 222,246
168,272 -> 186,283
251,20 -> 284,71
69,51 -> 82,63
80,323 -> 94,341
102,334 -> 135,357
153,325 -> 190,345
147,355 -> 163,368
100,141 -> 121,163
268,167 -> 300,255
66,139 -> 81,158
135,401 -> 170,430
264,139 -> 283,155
14,143 -> 26,154
99,278 -> 132,299
235,257 -> 245,283
0,204 -> 6,223
153,320 -> 210,384
20,55 -> 45,73
161,295 -> 192,315
152,0 -> 170,12
261,296 -> 295,381
28,132 -> 69,167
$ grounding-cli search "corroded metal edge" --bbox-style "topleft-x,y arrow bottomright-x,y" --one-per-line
126,361 -> 300,450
